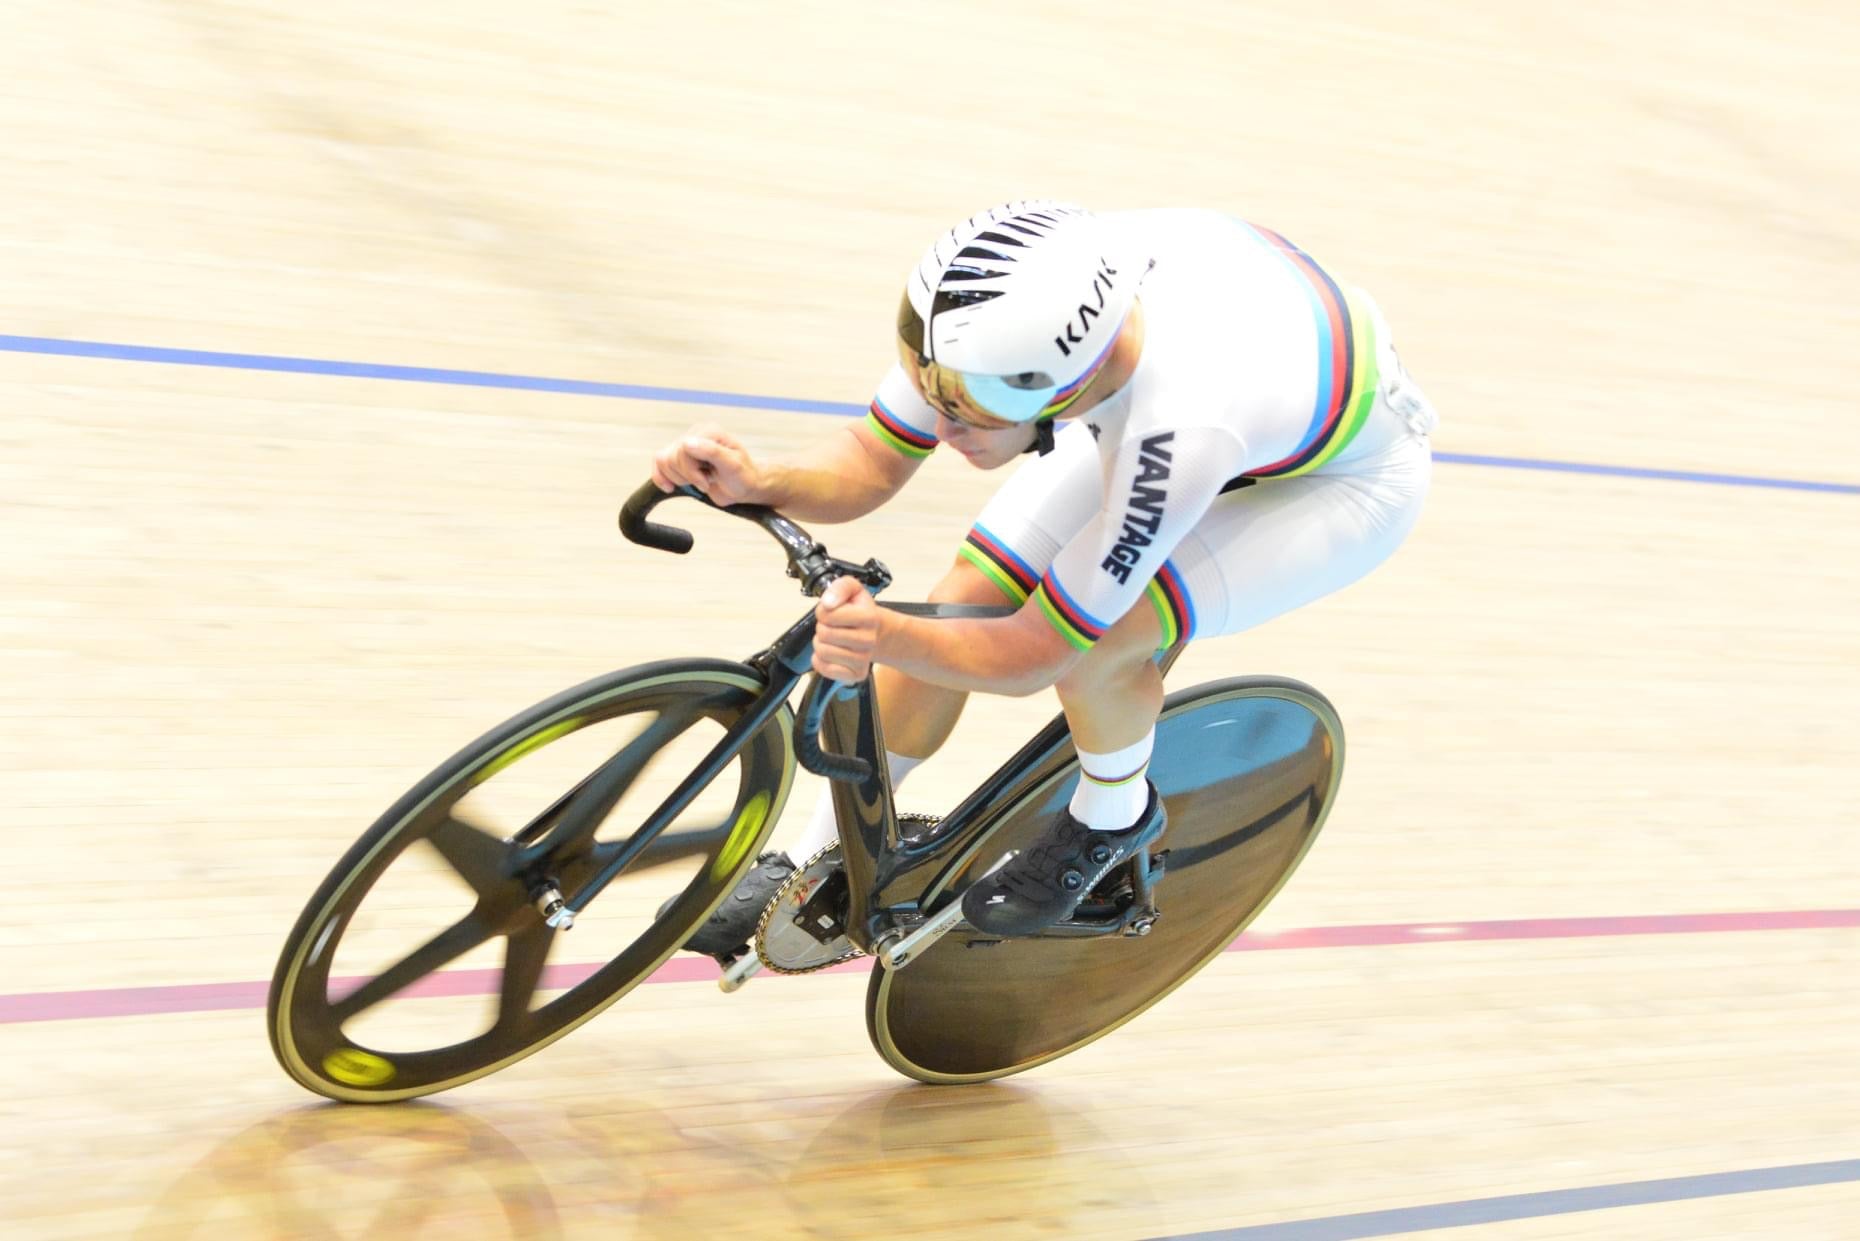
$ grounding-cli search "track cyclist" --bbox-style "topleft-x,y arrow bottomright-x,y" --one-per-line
652,201 -> 1438,952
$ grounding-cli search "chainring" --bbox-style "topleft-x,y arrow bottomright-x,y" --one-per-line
754,814 -> 939,974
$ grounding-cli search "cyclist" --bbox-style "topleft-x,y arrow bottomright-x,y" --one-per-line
653,201 -> 1436,950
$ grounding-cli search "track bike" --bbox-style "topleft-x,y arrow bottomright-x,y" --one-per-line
268,483 -> 1345,1101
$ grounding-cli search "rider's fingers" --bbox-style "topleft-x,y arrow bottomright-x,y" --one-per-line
690,424 -> 743,452
679,439 -> 740,497
818,636 -> 866,666
820,576 -> 866,610
659,456 -> 701,494
815,602 -> 874,655
687,435 -> 747,475
820,607 -> 875,644
812,651 -> 870,682
654,457 -> 687,491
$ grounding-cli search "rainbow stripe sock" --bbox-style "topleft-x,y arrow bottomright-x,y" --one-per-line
1069,729 -> 1156,830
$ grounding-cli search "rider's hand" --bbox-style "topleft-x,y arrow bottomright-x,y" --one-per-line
651,425 -> 763,506
813,576 -> 879,683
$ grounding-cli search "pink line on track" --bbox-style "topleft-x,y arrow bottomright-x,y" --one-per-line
4,908 -> 1855,1026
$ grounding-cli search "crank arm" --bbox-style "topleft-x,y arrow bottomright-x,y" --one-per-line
874,898 -> 967,970
877,848 -> 1019,970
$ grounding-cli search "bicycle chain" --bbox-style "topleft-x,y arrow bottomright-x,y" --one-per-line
753,813 -> 940,975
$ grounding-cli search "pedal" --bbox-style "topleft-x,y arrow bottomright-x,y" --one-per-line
1129,848 -> 1166,902
718,951 -> 762,992
1055,849 -> 1167,937
1121,848 -> 1167,937
754,844 -> 862,974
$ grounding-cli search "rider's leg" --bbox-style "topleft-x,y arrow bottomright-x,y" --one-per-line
781,555 -> 1012,861
1054,600 -> 1166,830
874,555 -> 1011,757
959,602 -> 1173,936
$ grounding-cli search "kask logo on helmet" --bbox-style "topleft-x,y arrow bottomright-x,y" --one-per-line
1053,261 -> 1120,357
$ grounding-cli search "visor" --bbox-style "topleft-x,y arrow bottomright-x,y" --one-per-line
896,296 -> 1117,428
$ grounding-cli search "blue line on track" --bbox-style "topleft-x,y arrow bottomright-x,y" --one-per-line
5,334 -> 1855,495
1151,1158 -> 1860,1240
1431,450 -> 1858,495
0,334 -> 863,417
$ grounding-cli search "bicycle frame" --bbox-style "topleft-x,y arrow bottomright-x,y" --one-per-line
609,482 -> 1182,959
813,621 -> 1186,956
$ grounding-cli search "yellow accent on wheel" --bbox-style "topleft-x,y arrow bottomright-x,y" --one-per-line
323,1048 -> 396,1087
472,719 -> 582,786
710,790 -> 772,880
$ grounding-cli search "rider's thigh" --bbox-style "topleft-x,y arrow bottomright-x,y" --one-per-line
1168,432 -> 1432,640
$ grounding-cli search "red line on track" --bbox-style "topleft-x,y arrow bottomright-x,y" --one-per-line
3,908 -> 1855,1026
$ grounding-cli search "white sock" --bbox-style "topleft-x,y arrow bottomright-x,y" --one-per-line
785,750 -> 926,861
1068,729 -> 1155,830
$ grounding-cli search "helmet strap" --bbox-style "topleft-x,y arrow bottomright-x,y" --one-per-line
1024,419 -> 1057,456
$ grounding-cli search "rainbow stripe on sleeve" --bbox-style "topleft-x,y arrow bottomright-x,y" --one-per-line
1034,570 -> 1112,651
1240,225 -> 1381,480
863,396 -> 937,459
959,526 -> 1040,605
1143,560 -> 1196,648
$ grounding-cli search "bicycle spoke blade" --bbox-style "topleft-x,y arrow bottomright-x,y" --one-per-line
588,701 -> 708,801
495,924 -> 555,1030
330,913 -> 493,1024
624,819 -> 734,869
426,812 -> 513,897
525,702 -> 708,855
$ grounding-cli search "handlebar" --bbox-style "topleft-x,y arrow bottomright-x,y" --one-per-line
619,481 -> 886,784
619,482 -> 889,599
619,482 -> 798,560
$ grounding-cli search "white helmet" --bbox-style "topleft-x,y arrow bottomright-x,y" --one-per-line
896,202 -> 1138,425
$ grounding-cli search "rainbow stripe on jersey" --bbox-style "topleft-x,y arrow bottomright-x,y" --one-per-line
960,526 -> 1039,605
1143,560 -> 1195,648
1239,225 -> 1381,480
864,396 -> 937,459
966,527 -> 1198,652
1034,571 -> 1110,651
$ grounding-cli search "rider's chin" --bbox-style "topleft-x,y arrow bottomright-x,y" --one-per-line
956,438 -> 1011,469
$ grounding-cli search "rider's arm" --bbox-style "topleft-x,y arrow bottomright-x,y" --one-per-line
872,422 -> 1248,696
873,601 -> 1080,697
755,421 -> 921,522
757,366 -> 943,522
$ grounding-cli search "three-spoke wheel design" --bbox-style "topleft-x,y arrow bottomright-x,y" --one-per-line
268,660 -> 793,1102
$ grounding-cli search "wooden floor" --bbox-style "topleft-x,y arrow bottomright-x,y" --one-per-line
3,2 -> 1857,1237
